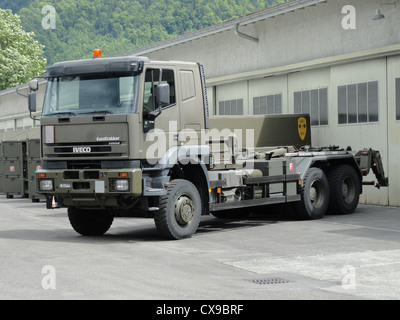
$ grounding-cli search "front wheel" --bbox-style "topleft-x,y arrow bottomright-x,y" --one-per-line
293,168 -> 330,220
154,179 -> 202,240
67,207 -> 114,236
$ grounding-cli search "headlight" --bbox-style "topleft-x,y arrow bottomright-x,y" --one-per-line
39,179 -> 54,191
112,179 -> 130,192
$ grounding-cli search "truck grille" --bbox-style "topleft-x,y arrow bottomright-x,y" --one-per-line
44,141 -> 127,159
54,146 -> 112,154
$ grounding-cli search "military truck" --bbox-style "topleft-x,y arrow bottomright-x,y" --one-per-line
28,51 -> 388,240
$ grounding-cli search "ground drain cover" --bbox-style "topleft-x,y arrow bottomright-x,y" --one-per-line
249,278 -> 292,285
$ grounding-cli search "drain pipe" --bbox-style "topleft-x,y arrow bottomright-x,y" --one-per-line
234,23 -> 258,43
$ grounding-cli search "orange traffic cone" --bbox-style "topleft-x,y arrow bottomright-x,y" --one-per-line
52,197 -> 57,208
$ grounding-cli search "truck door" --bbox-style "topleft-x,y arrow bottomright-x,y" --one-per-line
142,67 -> 180,163
178,67 -> 204,133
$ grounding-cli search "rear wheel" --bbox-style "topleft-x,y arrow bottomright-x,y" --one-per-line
154,179 -> 202,240
67,207 -> 114,236
328,165 -> 360,215
293,168 -> 329,220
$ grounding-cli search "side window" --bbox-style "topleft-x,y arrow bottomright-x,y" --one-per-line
180,70 -> 195,101
143,68 -> 176,114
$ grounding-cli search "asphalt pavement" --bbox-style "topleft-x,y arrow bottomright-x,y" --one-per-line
0,194 -> 399,301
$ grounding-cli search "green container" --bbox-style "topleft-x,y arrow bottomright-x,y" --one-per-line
26,128 -> 43,202
27,139 -> 41,158
2,131 -> 26,160
4,159 -> 24,177
0,133 -> 4,194
27,156 -> 43,202
0,128 -> 42,200
2,130 -> 29,198
4,176 -> 25,198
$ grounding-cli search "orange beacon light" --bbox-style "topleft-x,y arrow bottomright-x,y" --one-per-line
93,49 -> 102,58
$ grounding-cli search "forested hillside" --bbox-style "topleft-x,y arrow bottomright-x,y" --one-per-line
0,0 -> 288,65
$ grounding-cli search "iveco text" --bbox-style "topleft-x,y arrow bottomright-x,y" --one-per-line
73,147 -> 92,153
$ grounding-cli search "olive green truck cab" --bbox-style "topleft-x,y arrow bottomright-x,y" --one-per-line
28,54 -> 389,240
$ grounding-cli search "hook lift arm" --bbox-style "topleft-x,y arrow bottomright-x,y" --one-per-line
355,149 -> 389,189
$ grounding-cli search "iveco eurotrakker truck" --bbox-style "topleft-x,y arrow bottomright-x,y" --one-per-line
28,51 -> 389,240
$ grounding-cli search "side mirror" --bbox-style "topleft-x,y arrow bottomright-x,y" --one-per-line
157,83 -> 170,105
28,92 -> 37,113
29,79 -> 39,92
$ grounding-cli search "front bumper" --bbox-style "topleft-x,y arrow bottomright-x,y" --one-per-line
36,168 -> 142,208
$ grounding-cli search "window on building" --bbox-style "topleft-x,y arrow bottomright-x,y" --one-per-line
219,99 -> 244,115
294,88 -> 328,126
338,81 -> 379,124
253,94 -> 282,115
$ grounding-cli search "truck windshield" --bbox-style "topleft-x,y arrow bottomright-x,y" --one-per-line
42,74 -> 139,117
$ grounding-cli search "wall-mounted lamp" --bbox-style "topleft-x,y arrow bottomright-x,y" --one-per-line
372,9 -> 385,20
372,0 -> 397,20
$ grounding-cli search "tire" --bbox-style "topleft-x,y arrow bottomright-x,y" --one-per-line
293,168 -> 329,220
154,179 -> 202,240
67,207 -> 114,236
328,165 -> 360,215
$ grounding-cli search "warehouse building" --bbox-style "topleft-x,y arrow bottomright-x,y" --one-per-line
1,0 -> 399,206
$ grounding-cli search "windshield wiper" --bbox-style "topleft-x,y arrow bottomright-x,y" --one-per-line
79,110 -> 114,115
45,111 -> 77,117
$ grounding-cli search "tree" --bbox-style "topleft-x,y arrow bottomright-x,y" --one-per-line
0,9 -> 47,90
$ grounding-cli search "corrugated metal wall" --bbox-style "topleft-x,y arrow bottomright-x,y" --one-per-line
329,58 -> 389,206
387,56 -> 400,207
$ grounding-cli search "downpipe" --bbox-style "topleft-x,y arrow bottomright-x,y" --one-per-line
233,23 -> 259,43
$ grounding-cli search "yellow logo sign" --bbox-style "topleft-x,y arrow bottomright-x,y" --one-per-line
298,117 -> 307,141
